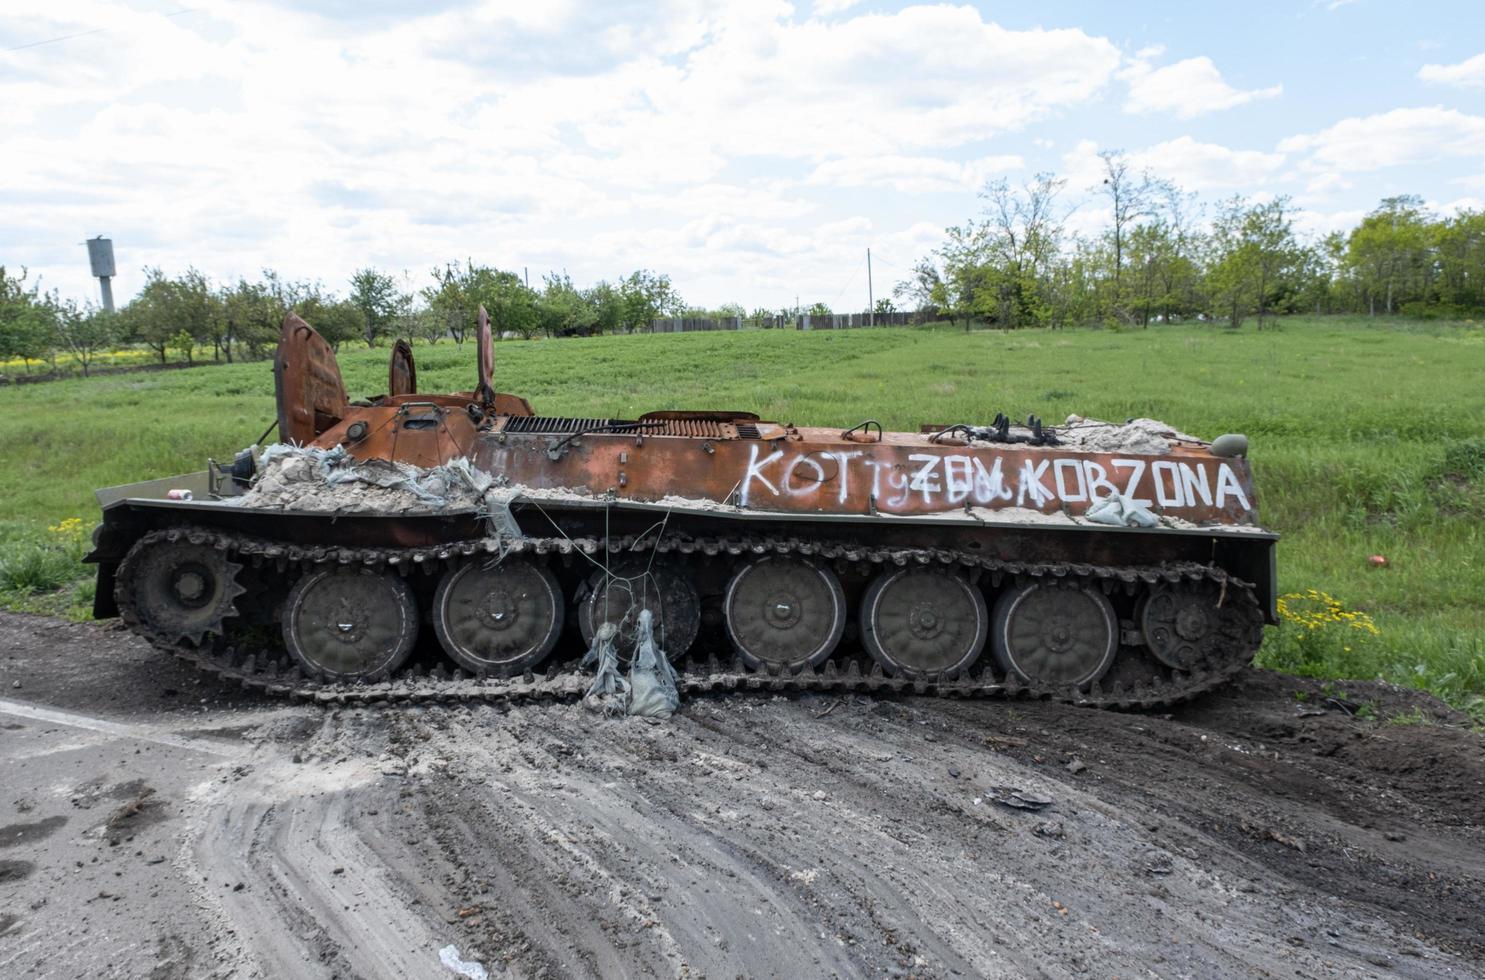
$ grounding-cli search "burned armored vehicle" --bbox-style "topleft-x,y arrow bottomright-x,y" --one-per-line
86,311 -> 1274,707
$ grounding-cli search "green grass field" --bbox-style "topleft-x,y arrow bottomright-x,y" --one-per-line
3,315 -> 1482,718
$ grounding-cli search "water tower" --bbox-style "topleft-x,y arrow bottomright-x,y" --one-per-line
86,236 -> 116,313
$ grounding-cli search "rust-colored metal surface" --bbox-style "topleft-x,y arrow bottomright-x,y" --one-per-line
273,313 -> 348,445
469,429 -> 1258,524
475,307 -> 495,407
321,411 -> 1258,524
274,308 -> 1259,527
388,340 -> 417,397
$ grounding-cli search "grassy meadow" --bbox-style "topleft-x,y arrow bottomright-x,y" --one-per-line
2,315 -> 1482,718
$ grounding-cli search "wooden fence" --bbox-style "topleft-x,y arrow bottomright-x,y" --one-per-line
646,311 -> 928,333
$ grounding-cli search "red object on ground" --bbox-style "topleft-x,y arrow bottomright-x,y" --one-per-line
1368,555 -> 1390,568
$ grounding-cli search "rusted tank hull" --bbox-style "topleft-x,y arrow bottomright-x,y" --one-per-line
91,310 -> 1278,710
468,429 -> 1256,524
309,406 -> 1257,525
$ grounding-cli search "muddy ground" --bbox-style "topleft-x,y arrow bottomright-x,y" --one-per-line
1,610 -> 1482,979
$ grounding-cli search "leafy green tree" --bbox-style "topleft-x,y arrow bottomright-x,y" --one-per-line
893,258 -> 945,319
121,268 -> 185,363
221,278 -> 279,360
1206,197 -> 1302,329
297,295 -> 363,350
424,262 -> 474,344
425,262 -> 540,340
1098,150 -> 1173,321
55,303 -> 119,376
934,223 -> 989,329
584,281 -> 623,334
978,173 -> 1068,329
169,328 -> 197,364
475,268 -> 540,340
1344,196 -> 1433,315
0,266 -> 58,373
618,270 -> 683,331
1434,210 -> 1485,312
348,267 -> 399,347
176,268 -> 226,360
538,273 -> 596,337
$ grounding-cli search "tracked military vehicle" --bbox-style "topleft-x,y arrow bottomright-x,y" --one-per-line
86,311 -> 1275,708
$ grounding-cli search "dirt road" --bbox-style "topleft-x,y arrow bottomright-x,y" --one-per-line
1,610 -> 1482,979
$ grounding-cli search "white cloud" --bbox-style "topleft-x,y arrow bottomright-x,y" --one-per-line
1135,137 -> 1286,191
1120,54 -> 1281,119
1428,195 -> 1485,216
1418,52 -> 1485,89
1304,171 -> 1354,196
1291,207 -> 1366,238
1278,106 -> 1485,172
805,154 -> 1023,193
1293,197 -> 1483,240
1060,137 -> 1286,195
1,2 -> 1475,311
0,1 -> 1127,307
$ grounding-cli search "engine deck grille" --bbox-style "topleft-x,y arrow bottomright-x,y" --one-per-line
500,416 -> 761,439
502,416 -> 612,434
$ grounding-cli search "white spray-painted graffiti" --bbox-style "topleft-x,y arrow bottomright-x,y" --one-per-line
737,445 -> 1252,515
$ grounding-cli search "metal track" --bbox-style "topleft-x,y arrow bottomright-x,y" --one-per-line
116,526 -> 1265,711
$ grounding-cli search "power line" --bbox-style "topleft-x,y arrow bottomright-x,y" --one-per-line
4,8 -> 198,53
866,251 -> 913,273
827,254 -> 865,309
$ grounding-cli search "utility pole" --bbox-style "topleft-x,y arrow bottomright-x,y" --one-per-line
867,247 -> 874,327
523,266 -> 529,288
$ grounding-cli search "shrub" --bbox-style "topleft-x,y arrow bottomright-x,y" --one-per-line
0,517 -> 88,594
1260,589 -> 1380,677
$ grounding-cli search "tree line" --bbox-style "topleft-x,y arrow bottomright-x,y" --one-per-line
5,157 -> 1483,375
0,263 -> 692,375
893,151 -> 1485,330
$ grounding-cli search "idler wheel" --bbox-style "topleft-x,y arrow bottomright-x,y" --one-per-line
579,563 -> 700,659
432,558 -> 564,676
1139,579 -> 1249,671
282,567 -> 418,682
861,567 -> 987,679
118,537 -> 243,646
991,579 -> 1117,689
725,556 -> 846,673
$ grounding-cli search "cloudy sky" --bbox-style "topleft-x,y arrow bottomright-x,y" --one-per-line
4,0 -> 1483,311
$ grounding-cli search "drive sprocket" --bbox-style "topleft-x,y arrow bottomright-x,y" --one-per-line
116,531 -> 245,647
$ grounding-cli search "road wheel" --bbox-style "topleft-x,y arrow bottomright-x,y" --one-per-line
991,579 -> 1117,689
282,567 -> 418,682
725,556 -> 845,673
432,558 -> 564,677
861,567 -> 987,679
579,562 -> 699,659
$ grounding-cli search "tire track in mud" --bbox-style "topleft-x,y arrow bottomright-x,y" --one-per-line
377,698 -> 1466,979
912,687 -> 1485,965
186,713 -> 460,979
387,709 -> 849,978
8,612 -> 1481,978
